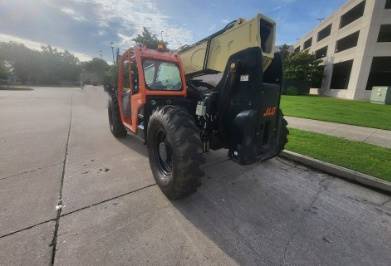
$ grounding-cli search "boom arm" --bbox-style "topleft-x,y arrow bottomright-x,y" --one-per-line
178,14 -> 276,77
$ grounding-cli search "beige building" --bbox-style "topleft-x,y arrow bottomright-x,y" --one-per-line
294,0 -> 391,100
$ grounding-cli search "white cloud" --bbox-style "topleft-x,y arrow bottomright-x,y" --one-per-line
0,33 -> 92,61
221,18 -> 230,24
60,7 -> 87,22
69,0 -> 193,49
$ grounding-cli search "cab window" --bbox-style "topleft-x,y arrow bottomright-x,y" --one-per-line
131,62 -> 139,93
142,59 -> 182,90
122,61 -> 131,92
123,60 -> 140,93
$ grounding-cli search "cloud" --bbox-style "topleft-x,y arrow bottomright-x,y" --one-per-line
60,7 -> 87,22
0,33 -> 92,61
68,0 -> 194,49
221,18 -> 230,24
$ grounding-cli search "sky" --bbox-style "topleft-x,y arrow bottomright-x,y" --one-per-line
0,0 -> 347,62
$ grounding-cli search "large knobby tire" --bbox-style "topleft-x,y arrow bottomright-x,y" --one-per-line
108,95 -> 127,138
278,109 -> 289,152
147,106 -> 204,200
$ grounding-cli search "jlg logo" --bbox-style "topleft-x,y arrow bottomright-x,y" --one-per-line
263,106 -> 277,117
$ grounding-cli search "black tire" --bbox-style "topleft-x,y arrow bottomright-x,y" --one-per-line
108,94 -> 127,138
278,109 -> 289,152
147,106 -> 204,200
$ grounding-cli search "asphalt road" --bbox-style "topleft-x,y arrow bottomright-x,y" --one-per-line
0,86 -> 390,265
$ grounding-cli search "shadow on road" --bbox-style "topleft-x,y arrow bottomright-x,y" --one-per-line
116,135 -> 148,158
107,99 -> 391,265
172,158 -> 280,265
115,132 -> 293,263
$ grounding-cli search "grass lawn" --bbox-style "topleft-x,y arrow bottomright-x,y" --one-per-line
286,128 -> 391,181
281,95 -> 391,130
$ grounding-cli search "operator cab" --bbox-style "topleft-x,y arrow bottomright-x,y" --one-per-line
117,47 -> 187,134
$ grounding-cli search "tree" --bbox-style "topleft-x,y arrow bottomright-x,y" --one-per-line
81,58 -> 110,85
0,48 -> 7,80
0,60 -> 9,80
282,51 -> 324,95
284,51 -> 323,84
103,64 -> 118,87
132,27 -> 167,49
278,44 -> 292,61
0,42 -> 81,84
82,58 -> 109,77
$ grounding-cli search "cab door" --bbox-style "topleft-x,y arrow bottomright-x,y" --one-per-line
118,59 -> 132,127
129,60 -> 144,133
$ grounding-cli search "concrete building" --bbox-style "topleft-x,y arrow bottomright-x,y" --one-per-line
294,0 -> 391,100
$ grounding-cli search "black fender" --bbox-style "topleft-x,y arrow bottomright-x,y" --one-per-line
231,109 -> 259,164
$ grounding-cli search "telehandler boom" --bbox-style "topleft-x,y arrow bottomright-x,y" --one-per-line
106,14 -> 288,199
178,14 -> 276,76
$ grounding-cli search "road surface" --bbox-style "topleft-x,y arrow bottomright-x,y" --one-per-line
0,86 -> 390,265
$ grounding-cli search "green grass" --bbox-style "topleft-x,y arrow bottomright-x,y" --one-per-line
286,128 -> 391,181
281,95 -> 391,130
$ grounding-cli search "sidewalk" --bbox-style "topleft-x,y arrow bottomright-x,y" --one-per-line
286,116 -> 391,149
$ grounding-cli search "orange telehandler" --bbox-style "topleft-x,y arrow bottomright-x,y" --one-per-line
105,14 -> 288,199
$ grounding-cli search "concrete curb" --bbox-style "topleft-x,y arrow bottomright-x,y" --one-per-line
280,150 -> 391,194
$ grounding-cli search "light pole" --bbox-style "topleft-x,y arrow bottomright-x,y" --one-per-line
110,42 -> 115,64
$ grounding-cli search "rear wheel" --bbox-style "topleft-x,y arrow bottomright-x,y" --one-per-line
147,106 -> 204,199
278,109 -> 289,152
108,94 -> 127,138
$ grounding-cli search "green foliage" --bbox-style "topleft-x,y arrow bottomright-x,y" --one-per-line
287,128 -> 391,180
0,41 -> 117,85
133,27 -> 167,49
82,58 -> 109,77
0,60 -> 9,80
284,51 -> 323,85
285,86 -> 300,96
278,44 -> 292,61
281,95 -> 391,130
0,42 -> 81,84
103,64 -> 118,86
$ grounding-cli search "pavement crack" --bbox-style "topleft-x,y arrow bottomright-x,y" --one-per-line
61,183 -> 157,217
50,94 -> 72,266
0,184 -> 157,240
362,129 -> 377,143
0,162 -> 63,181
0,218 -> 55,239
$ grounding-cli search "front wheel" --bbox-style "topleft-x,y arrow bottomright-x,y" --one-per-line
108,94 -> 127,138
147,106 -> 204,200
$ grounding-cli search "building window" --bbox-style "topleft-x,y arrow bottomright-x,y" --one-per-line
317,24 -> 332,41
331,60 -> 354,90
294,46 -> 300,53
340,1 -> 366,29
335,31 -> 360,53
378,25 -> 391,42
386,0 -> 391,9
311,65 -> 325,88
366,57 -> 391,90
315,46 -> 328,59
303,38 -> 312,50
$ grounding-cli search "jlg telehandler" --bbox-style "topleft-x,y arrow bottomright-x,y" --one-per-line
106,14 -> 288,199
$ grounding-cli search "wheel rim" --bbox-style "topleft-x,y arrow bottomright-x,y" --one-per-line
155,129 -> 173,182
